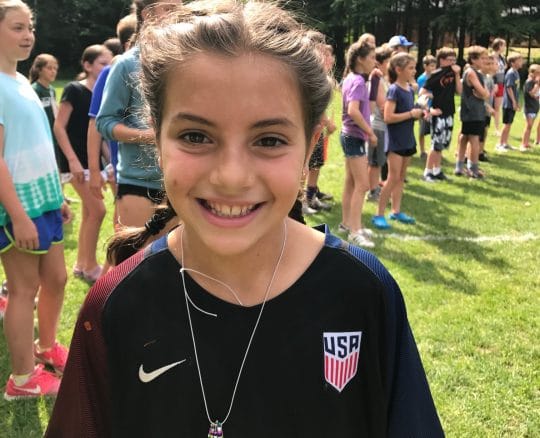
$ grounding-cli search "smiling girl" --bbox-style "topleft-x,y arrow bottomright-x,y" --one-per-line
47,2 -> 443,436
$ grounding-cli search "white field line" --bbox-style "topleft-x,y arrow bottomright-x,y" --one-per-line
374,232 -> 538,243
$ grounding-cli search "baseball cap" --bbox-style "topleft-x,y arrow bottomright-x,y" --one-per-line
388,35 -> 414,48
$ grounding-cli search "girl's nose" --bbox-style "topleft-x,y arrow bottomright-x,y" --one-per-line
209,144 -> 255,192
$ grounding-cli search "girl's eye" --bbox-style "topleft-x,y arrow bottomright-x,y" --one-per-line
256,136 -> 286,148
180,132 -> 211,144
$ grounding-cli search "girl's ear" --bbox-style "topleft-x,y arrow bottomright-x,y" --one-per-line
305,123 -> 323,165
82,61 -> 91,74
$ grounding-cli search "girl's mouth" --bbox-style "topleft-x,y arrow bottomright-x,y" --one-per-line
198,199 -> 262,218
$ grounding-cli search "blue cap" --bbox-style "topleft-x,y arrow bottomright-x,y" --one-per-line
388,35 -> 414,48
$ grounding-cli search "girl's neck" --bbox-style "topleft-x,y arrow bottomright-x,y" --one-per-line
37,78 -> 51,88
171,222 -> 289,306
395,78 -> 409,88
0,58 -> 18,77
80,76 -> 96,91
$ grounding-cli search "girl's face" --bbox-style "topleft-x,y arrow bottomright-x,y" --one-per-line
398,61 -> 416,82
84,51 -> 112,80
0,8 -> 34,65
40,60 -> 58,84
158,53 -> 318,257
355,51 -> 375,74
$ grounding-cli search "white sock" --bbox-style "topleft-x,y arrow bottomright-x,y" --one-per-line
432,167 -> 441,175
424,168 -> 432,176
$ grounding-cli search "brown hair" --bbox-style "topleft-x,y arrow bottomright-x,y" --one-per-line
0,0 -> 30,22
491,38 -> 506,52
466,45 -> 487,64
388,52 -> 415,83
28,53 -> 58,83
375,45 -> 393,65
117,12 -> 137,49
76,44 -> 110,80
138,0 -> 332,141
435,47 -> 456,65
345,41 -> 375,75
422,55 -> 436,66
507,52 -> 522,67
528,64 -> 540,75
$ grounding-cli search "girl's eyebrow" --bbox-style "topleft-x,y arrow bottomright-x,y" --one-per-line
172,113 -> 297,129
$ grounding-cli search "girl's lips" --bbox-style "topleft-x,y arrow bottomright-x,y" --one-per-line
198,199 -> 262,219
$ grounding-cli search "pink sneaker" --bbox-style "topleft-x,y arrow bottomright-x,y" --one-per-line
4,364 -> 60,401
0,294 -> 7,320
34,340 -> 68,375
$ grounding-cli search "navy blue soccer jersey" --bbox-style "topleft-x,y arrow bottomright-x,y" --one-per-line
46,226 -> 444,437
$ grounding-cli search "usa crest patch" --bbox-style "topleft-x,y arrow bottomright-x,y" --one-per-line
323,331 -> 362,392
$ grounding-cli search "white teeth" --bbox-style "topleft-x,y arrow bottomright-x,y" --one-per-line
207,201 -> 255,218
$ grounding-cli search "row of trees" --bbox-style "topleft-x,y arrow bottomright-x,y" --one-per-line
21,0 -> 540,78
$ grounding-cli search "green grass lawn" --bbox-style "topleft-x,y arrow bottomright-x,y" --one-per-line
1,92 -> 539,437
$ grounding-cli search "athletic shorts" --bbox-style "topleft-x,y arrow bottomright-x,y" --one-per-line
368,129 -> 387,167
389,147 -> 417,157
308,134 -> 325,170
116,183 -> 164,204
484,115 -> 491,128
0,209 -> 63,254
419,118 -> 431,136
461,120 -> 484,136
495,83 -> 504,98
430,115 -> 454,151
479,117 -> 491,143
503,108 -> 516,124
340,133 -> 366,158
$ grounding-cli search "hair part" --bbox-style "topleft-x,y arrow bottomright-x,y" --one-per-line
139,0 -> 332,143
28,53 -> 58,83
0,0 -> 30,22
388,52 -> 415,83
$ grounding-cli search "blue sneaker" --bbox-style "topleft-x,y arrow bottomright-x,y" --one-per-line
389,212 -> 416,224
372,215 -> 391,229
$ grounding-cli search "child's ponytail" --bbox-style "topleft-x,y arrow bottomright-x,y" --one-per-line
28,53 -> 58,83
106,201 -> 177,266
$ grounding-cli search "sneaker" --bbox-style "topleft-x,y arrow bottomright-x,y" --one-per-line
454,168 -> 470,177
420,151 -> 428,160
433,171 -> 450,181
348,231 -> 375,248
309,197 -> 331,211
360,227 -> 374,237
0,294 -> 7,320
479,152 -> 489,162
337,223 -> 350,234
422,173 -> 437,182
316,188 -> 333,201
372,215 -> 391,229
470,171 -> 484,179
72,265 -> 84,279
34,340 -> 68,375
301,201 -> 317,216
495,144 -> 510,153
366,187 -> 381,202
4,364 -> 60,401
389,212 -> 416,224
519,144 -> 531,152
83,265 -> 102,284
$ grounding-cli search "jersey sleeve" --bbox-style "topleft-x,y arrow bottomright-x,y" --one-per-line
88,67 -> 110,118
60,82 -> 79,107
45,250 -> 146,438
369,75 -> 380,101
321,226 -> 445,437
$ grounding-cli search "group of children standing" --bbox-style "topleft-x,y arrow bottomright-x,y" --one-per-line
339,35 -> 539,248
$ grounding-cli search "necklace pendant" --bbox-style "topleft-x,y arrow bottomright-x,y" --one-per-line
208,421 -> 223,437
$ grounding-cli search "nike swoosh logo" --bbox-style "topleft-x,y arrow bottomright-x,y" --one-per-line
138,359 -> 186,383
18,384 -> 41,394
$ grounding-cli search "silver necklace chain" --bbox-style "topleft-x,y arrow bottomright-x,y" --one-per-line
179,221 -> 288,429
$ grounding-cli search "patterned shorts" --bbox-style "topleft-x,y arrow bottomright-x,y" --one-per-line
430,115 -> 454,151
